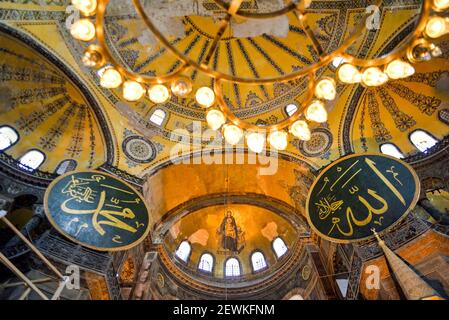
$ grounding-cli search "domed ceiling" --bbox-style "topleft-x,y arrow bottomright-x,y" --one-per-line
0,29 -> 109,173
1,0 -> 448,176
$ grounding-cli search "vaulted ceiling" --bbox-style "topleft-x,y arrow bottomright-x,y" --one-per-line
1,0 -> 449,285
1,0 -> 448,178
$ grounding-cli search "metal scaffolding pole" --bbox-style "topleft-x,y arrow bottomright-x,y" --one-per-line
0,251 -> 49,300
0,216 -> 64,280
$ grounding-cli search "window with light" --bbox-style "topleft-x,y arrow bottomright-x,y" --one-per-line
55,159 -> 77,175
285,104 -> 298,117
149,109 -> 166,126
175,240 -> 191,262
18,150 -> 45,171
273,237 -> 288,258
410,130 -> 438,152
251,251 -> 267,272
380,143 -> 404,159
198,253 -> 214,273
0,126 -> 19,151
225,258 -> 241,277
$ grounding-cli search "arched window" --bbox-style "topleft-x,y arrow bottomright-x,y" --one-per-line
198,253 -> 214,273
224,257 -> 241,277
285,104 -> 298,117
0,126 -> 19,151
175,240 -> 191,262
272,237 -> 288,258
55,159 -> 77,175
251,251 -> 267,272
289,294 -> 304,300
410,130 -> 438,152
380,143 -> 404,159
18,150 -> 45,171
149,109 -> 166,126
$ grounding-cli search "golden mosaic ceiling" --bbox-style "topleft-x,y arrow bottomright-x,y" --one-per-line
0,0 -> 448,177
0,29 -> 108,173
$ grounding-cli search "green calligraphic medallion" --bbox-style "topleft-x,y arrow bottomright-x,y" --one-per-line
306,154 -> 420,243
44,170 -> 151,251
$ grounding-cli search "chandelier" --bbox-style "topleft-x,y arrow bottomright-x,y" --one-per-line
69,0 -> 449,152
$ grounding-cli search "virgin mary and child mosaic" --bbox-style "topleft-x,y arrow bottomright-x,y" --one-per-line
216,211 -> 245,254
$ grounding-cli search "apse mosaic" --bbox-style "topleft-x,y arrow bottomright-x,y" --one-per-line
216,210 -> 245,254
164,204 -> 299,278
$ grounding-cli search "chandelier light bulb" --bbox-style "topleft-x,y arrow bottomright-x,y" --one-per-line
289,120 -> 311,141
431,45 -> 443,58
122,80 -> 145,102
246,132 -> 265,153
305,100 -> 328,123
82,46 -> 104,68
408,40 -> 433,62
315,77 -> 336,101
268,131 -> 288,151
433,0 -> 449,10
99,67 -> 122,89
361,67 -> 389,87
71,0 -> 97,16
206,109 -> 226,131
70,19 -> 96,41
171,77 -> 193,98
148,84 -> 170,104
337,64 -> 361,84
332,56 -> 345,69
82,51 -> 96,67
195,87 -> 215,108
385,60 -> 415,79
223,124 -> 243,145
425,16 -> 448,38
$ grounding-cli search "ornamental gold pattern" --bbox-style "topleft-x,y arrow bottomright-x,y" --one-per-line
68,0 -> 446,152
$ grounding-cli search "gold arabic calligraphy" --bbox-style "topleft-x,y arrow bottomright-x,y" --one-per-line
313,157 -> 406,238
60,174 -> 145,241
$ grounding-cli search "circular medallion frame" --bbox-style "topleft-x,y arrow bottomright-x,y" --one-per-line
305,153 -> 420,244
44,170 -> 151,251
299,128 -> 333,158
122,135 -> 157,164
